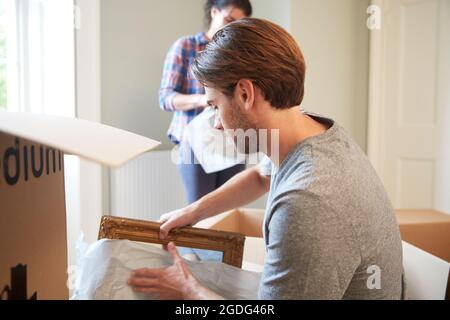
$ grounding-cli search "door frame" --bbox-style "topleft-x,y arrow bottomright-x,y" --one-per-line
367,0 -> 387,176
74,0 -> 103,243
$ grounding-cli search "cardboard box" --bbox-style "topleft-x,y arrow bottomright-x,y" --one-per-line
396,209 -> 450,299
0,111 -> 160,300
196,208 -> 265,272
396,209 -> 450,263
198,208 -> 450,299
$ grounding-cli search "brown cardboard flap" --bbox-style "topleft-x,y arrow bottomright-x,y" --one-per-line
397,209 -> 450,224
196,210 -> 240,232
236,209 -> 264,238
197,209 -> 264,238
396,210 -> 450,263
0,111 -> 160,167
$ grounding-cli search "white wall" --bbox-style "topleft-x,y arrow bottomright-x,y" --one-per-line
252,0 -> 291,31
101,0 -> 205,151
291,0 -> 370,150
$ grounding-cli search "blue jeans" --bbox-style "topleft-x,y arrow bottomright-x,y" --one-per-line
177,142 -> 246,261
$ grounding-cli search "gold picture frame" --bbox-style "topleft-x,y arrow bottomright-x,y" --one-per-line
98,216 -> 246,268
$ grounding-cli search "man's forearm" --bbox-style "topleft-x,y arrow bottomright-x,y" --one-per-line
190,167 -> 270,222
172,93 -> 206,111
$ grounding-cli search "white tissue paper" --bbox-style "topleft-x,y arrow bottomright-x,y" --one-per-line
184,108 -> 246,174
70,239 -> 261,300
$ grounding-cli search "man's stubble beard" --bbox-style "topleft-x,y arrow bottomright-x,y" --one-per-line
227,101 -> 260,155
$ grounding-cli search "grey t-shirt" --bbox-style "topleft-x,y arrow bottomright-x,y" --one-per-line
258,112 -> 405,300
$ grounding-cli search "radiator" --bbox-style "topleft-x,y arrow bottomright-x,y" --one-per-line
110,150 -> 187,221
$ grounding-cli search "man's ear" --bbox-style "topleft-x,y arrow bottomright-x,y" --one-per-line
235,79 -> 255,112
211,7 -> 219,20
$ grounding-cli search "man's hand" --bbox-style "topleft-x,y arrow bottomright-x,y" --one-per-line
128,242 -> 198,300
158,207 -> 200,239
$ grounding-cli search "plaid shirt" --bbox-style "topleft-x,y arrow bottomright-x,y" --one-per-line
159,32 -> 209,144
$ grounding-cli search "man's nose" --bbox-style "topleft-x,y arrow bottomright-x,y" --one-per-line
214,116 -> 224,130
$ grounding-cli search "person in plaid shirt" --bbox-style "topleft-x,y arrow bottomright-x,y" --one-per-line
159,0 -> 252,209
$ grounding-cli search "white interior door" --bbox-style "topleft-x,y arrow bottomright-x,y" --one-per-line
368,0 -> 450,210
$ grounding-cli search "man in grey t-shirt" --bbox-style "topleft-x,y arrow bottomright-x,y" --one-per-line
258,112 -> 404,299
127,18 -> 405,300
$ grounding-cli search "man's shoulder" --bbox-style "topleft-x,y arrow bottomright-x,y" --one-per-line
275,146 -> 315,190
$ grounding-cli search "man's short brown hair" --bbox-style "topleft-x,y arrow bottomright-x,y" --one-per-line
191,18 -> 306,109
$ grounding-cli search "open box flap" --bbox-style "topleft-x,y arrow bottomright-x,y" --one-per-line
0,111 -> 161,167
